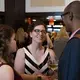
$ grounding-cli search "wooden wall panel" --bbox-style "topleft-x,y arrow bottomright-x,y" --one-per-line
5,0 -> 25,31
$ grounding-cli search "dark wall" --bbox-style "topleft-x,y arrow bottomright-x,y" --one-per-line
5,0 -> 25,31
0,12 -> 4,24
0,11 -> 63,31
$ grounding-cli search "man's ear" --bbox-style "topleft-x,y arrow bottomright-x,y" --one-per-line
69,12 -> 73,21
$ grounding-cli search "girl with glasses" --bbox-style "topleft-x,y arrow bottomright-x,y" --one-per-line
14,20 -> 57,80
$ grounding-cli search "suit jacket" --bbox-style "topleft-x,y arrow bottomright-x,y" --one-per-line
58,30 -> 80,80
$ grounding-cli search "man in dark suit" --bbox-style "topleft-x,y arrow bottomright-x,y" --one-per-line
58,1 -> 80,80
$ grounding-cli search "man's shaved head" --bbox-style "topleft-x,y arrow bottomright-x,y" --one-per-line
64,1 -> 80,19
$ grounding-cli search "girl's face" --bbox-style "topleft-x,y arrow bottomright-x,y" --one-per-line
9,33 -> 17,53
30,25 -> 46,43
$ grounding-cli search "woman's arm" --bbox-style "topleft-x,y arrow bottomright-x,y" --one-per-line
20,74 -> 37,80
48,48 -> 58,63
20,74 -> 53,80
14,48 -> 25,73
0,65 -> 14,80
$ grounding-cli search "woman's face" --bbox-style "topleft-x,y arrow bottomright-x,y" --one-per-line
9,33 -> 17,53
30,25 -> 46,43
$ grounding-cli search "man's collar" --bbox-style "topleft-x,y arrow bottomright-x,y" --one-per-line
69,28 -> 80,40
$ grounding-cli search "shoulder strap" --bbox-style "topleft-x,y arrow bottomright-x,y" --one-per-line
74,34 -> 80,39
23,47 -> 32,54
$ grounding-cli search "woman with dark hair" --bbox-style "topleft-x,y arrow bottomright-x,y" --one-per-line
0,24 -> 23,80
14,20 -> 57,80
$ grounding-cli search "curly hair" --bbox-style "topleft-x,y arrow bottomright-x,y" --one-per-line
0,24 -> 15,66
27,20 -> 46,33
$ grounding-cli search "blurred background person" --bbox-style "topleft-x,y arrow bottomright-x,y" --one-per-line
16,27 -> 26,49
42,32 -> 53,49
51,31 -> 57,44
55,26 -> 69,40
54,27 -> 69,59
16,27 -> 31,49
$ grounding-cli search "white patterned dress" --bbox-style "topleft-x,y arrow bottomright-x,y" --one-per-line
23,47 -> 50,75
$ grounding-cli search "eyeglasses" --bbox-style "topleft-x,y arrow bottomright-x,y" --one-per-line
61,12 -> 70,19
33,29 -> 46,34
